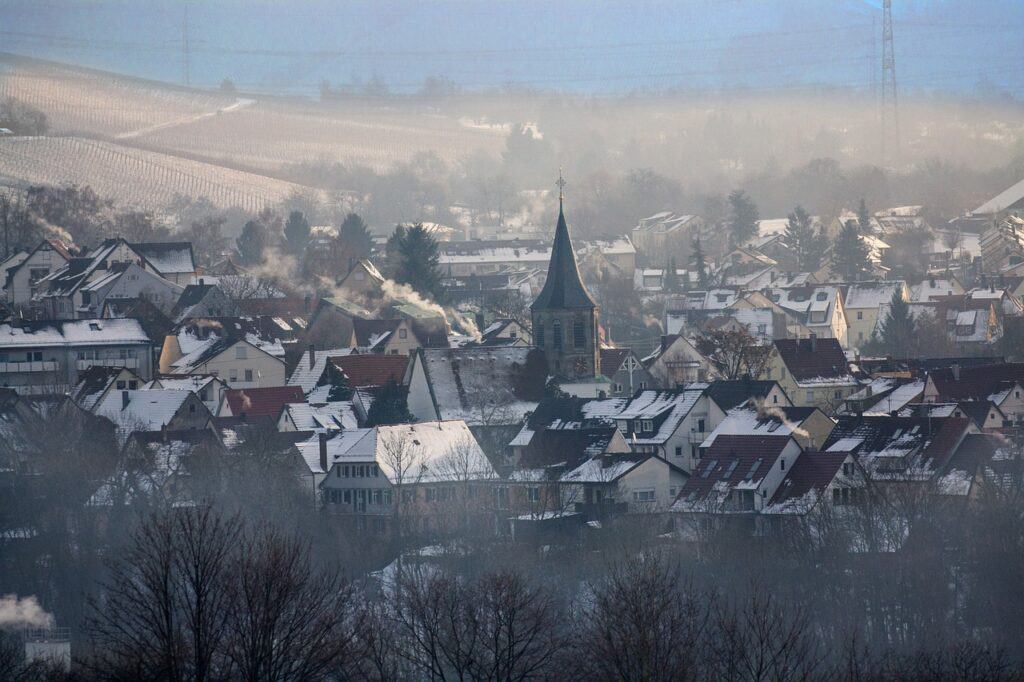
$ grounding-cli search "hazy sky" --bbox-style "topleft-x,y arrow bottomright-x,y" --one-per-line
2,0 -> 1022,97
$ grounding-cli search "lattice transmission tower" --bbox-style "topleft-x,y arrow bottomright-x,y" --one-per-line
880,0 -> 899,164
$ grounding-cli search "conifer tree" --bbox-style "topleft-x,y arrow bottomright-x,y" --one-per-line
236,219 -> 269,265
877,288 -> 915,357
785,205 -> 826,272
335,212 -> 374,274
727,190 -> 759,248
283,210 -> 311,256
691,238 -> 710,289
365,379 -> 413,426
663,257 -> 680,293
394,224 -> 444,301
831,219 -> 872,282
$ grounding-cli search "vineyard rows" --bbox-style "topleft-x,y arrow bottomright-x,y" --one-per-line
0,137 -> 319,212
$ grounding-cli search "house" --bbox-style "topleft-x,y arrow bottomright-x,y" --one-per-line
579,236 -> 637,280
705,379 -> 792,412
171,282 -> 240,322
94,388 -> 214,437
318,421 -> 499,535
907,277 -> 965,303
69,365 -> 144,411
699,405 -> 835,454
160,318 -> 286,388
631,213 -> 703,261
3,239 -> 72,307
277,401 -> 358,433
923,363 -> 1024,425
145,375 -> 227,414
287,345 -> 357,398
958,176 -> 1024,230
761,450 -> 863,516
0,250 -> 28,296
633,268 -> 695,293
406,346 -> 538,425
559,452 -> 689,513
0,318 -> 153,395
41,261 -> 183,320
672,434 -> 803,513
934,433 -> 1001,500
331,354 -> 408,391
980,215 -> 1024,272
873,205 -> 932,234
438,239 -> 552,278
614,385 -> 726,472
129,242 -> 197,286
765,286 -> 848,347
644,335 -> 712,387
762,337 -> 860,414
478,318 -> 531,347
334,259 -> 386,305
843,281 -> 908,349
100,297 -> 174,363
217,385 -> 305,420
303,297 -> 374,351
352,318 -> 423,355
822,415 -> 976,486
600,347 -> 655,397
841,378 -> 924,416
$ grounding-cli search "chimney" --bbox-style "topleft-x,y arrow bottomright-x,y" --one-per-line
809,333 -> 817,352
121,390 -> 130,409
952,363 -> 961,381
304,293 -> 312,311
198,277 -> 205,286
308,344 -> 316,369
318,432 -> 328,473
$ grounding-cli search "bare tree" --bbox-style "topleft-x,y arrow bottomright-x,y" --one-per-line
694,328 -> 772,380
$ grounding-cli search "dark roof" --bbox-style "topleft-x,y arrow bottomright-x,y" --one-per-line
768,451 -> 850,508
773,338 -> 851,381
707,379 -> 781,411
237,296 -> 319,317
352,318 -> 403,347
173,283 -> 217,315
929,363 -> 1024,401
679,435 -> 793,502
599,348 -> 630,375
941,433 -> 998,488
70,366 -> 125,406
824,415 -> 970,477
956,401 -> 1001,428
330,354 -> 408,388
530,204 -> 596,310
521,426 -> 619,472
222,386 -> 304,419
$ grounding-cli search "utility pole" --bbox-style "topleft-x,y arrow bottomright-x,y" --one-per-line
181,3 -> 191,87
880,0 -> 899,165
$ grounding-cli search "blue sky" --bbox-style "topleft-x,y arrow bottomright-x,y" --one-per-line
2,0 -> 1021,97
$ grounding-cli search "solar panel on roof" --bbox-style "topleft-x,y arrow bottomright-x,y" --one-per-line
723,460 -> 739,478
744,458 -> 763,481
700,459 -> 718,478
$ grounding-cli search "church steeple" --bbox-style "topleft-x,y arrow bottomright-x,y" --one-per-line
530,172 -> 600,380
531,173 -> 597,311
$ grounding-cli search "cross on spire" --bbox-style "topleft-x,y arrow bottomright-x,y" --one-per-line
556,168 -> 566,207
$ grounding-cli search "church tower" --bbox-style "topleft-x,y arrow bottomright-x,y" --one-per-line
531,176 -> 600,380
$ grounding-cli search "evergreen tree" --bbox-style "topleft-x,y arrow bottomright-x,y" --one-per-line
236,219 -> 269,265
383,224 -> 407,279
691,238 -> 710,289
831,219 -> 872,282
663,257 -> 680,293
365,379 -> 413,426
877,289 -> 915,357
395,224 -> 444,301
857,198 -> 872,234
785,205 -> 825,272
727,189 -> 759,248
283,210 -> 311,256
336,212 -> 374,273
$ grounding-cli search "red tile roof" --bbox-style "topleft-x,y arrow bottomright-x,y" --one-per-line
599,348 -> 630,375
330,354 -> 408,388
679,435 -> 792,502
773,338 -> 851,382
223,386 -> 304,419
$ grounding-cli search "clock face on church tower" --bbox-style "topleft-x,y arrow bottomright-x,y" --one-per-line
573,357 -> 588,375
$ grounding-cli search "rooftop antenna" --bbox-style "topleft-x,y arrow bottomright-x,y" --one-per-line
880,0 -> 900,164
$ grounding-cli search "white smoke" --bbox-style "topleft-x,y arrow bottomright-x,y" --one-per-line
758,402 -> 811,442
378,278 -> 482,342
0,595 -> 54,629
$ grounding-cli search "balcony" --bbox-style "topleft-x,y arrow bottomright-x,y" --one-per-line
0,360 -> 59,373
76,358 -> 138,370
688,430 -> 710,444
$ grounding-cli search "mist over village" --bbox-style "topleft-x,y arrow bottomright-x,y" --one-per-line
1,1 -> 1024,679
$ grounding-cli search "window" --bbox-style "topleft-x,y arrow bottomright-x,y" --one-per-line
675,446 -> 683,457
816,292 -> 828,301
343,465 -> 349,478
772,395 -> 779,404
399,328 -> 408,340
535,323 -> 544,346
552,321 -> 562,350
129,380 -> 138,389
780,458 -> 786,471
809,311 -> 827,324
343,490 -> 351,503
834,390 -> 842,400
235,345 -> 248,360
188,403 -> 196,414
573,317 -> 585,349
528,487 -> 541,502
116,381 -> 126,390
229,368 -> 238,382
856,311 -> 863,320
641,420 -> 653,432
244,369 -> 253,382
633,489 -> 656,502
697,418 -> 705,432
372,490 -> 382,504
805,390 -> 814,403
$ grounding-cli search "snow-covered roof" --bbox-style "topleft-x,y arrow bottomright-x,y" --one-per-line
844,281 -> 905,310
699,406 -> 819,449
616,386 -> 707,445
282,401 -> 358,431
131,242 -> 196,276
146,375 -> 219,393
560,455 -> 642,484
416,347 -> 537,424
0,318 -> 150,348
908,278 -> 961,302
972,177 -> 1024,215
94,389 -> 195,433
287,347 -> 356,394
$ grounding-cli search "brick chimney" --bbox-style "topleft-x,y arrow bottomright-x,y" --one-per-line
121,390 -> 130,409
318,432 -> 328,473
308,344 -> 316,370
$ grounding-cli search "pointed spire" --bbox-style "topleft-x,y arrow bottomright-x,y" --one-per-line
531,172 -> 597,311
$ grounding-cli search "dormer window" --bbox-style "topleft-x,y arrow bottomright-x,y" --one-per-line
816,292 -> 827,301
716,294 -> 728,303
641,420 -> 653,432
